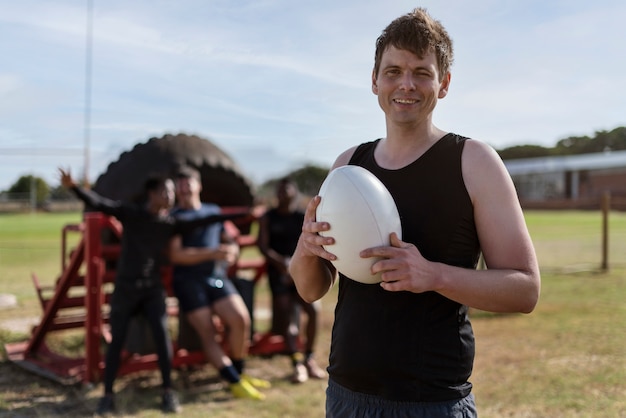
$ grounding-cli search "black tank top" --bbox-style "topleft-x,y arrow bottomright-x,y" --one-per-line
327,133 -> 481,402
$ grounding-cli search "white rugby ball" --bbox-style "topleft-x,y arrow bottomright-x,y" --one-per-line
316,165 -> 402,284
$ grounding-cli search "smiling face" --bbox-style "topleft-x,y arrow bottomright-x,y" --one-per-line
372,46 -> 450,130
148,178 -> 175,211
372,8 -> 454,83
174,175 -> 202,209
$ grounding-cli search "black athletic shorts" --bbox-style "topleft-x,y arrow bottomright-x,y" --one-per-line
173,275 -> 239,313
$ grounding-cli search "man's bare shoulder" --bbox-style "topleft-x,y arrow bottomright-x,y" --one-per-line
461,138 -> 505,172
462,138 -> 499,158
331,145 -> 360,170
462,138 -> 515,202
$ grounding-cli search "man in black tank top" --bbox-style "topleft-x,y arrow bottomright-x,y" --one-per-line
288,8 -> 541,418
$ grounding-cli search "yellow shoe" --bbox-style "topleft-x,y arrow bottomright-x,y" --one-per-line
242,374 -> 272,389
230,379 -> 266,401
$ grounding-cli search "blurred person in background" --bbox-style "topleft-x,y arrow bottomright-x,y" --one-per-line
59,168 -> 182,415
169,166 -> 270,400
257,177 -> 326,383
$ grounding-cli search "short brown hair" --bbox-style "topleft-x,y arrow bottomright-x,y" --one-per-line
175,166 -> 200,181
373,8 -> 454,80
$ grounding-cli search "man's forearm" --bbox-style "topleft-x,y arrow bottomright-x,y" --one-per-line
170,247 -> 218,265
289,249 -> 336,303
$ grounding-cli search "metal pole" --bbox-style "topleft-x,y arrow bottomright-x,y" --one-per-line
83,0 -> 93,188
30,174 -> 36,212
601,190 -> 610,272
84,212 -> 104,383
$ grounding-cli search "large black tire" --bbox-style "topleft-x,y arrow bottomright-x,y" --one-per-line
93,133 -> 255,206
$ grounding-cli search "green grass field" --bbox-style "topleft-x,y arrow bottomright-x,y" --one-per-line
0,212 -> 82,306
525,210 -> 626,270
0,210 -> 625,417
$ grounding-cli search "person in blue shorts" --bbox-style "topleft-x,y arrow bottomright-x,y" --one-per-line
169,166 -> 269,400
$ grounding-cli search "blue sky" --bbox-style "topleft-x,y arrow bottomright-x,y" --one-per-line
1,0 -> 625,190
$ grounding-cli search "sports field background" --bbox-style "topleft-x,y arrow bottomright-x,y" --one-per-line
0,210 -> 625,417
524,210 -> 626,272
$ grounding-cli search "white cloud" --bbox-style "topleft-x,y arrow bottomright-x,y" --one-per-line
1,0 -> 625,191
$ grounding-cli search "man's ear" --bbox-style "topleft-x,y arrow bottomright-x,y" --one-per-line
438,72 -> 451,99
372,70 -> 379,95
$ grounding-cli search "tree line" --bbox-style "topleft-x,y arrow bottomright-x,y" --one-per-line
496,126 -> 626,160
4,126 -> 626,207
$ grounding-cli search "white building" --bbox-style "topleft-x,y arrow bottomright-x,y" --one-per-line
504,150 -> 626,208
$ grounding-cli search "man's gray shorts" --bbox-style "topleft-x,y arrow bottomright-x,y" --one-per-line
326,379 -> 477,418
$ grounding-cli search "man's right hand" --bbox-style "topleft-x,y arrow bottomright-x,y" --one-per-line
58,167 -> 75,189
297,195 -> 337,262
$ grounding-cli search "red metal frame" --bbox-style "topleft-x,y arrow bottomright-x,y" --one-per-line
4,210 -> 294,385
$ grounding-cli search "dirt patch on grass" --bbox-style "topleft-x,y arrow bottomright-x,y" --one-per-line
0,347 -> 330,417
0,317 -> 39,334
0,294 -> 17,309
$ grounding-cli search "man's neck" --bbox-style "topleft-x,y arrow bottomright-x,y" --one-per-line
146,202 -> 168,216
178,198 -> 202,210
376,123 -> 447,169
277,202 -> 293,214
386,117 -> 443,142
